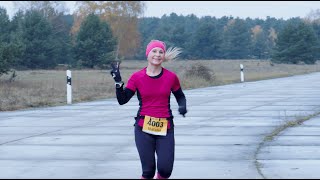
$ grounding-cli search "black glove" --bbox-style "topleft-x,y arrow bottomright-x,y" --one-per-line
110,61 -> 122,82
179,105 -> 187,117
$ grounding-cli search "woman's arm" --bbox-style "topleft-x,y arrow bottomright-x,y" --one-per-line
110,62 -> 135,105
116,85 -> 135,105
172,88 -> 187,117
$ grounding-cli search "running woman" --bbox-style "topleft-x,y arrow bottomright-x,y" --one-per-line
110,40 -> 187,179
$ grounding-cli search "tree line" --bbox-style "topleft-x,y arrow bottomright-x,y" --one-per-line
137,13 -> 320,63
1,1 -> 320,76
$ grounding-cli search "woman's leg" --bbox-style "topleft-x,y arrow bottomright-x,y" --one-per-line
135,125 -> 156,179
155,128 -> 175,179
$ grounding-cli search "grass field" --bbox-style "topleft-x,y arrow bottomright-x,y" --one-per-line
1,59 -> 320,111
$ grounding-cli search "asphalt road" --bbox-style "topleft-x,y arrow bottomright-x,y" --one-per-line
1,72 -> 320,178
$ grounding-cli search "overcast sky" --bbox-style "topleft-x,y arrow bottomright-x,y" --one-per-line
1,1 -> 319,20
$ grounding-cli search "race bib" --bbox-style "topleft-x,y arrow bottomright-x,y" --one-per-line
142,115 -> 168,136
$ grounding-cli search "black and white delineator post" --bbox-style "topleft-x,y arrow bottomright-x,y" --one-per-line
66,70 -> 72,104
240,64 -> 244,82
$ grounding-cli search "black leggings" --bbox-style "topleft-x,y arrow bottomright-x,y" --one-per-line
134,125 -> 175,179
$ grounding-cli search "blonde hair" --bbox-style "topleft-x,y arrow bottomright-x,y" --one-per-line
164,47 -> 182,62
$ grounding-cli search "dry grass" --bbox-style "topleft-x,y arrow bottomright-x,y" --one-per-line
1,59 -> 320,111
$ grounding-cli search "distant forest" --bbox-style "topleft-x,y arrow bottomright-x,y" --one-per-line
136,13 -> 319,64
1,5 -> 320,73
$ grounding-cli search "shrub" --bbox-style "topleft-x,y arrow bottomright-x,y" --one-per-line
185,62 -> 215,82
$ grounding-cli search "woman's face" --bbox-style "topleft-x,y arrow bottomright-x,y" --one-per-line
147,47 -> 165,66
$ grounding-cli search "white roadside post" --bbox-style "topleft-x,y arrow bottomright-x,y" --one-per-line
240,64 -> 244,82
67,70 -> 72,104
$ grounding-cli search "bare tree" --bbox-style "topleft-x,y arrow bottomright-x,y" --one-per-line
71,1 -> 146,60
305,9 -> 320,24
13,1 -> 69,17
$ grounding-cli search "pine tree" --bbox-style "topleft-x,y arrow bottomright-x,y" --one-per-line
192,16 -> 222,59
272,19 -> 319,64
221,18 -> 252,59
74,13 -> 116,68
0,7 -> 14,75
21,10 -> 57,69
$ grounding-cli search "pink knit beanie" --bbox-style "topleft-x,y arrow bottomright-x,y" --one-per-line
145,40 -> 166,57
